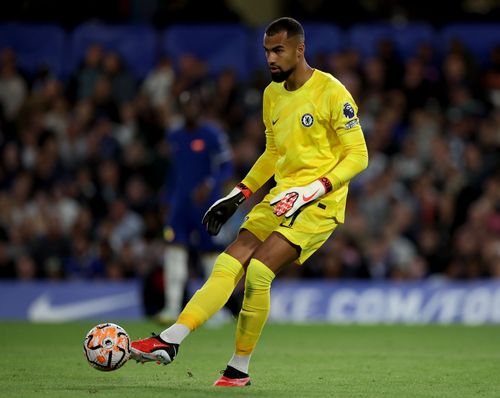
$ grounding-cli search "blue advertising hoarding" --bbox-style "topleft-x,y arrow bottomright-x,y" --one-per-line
0,281 -> 143,322
1,280 -> 500,324
268,280 -> 500,325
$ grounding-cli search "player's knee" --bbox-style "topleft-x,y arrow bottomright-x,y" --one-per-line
245,259 -> 276,291
211,252 -> 244,279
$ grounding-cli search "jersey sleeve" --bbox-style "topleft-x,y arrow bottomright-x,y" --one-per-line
324,85 -> 369,189
241,87 -> 278,192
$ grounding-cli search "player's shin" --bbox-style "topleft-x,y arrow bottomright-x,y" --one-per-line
177,252 -> 244,330
234,258 -> 275,358
163,246 -> 189,318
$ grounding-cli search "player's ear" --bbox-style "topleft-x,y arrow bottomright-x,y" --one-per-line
297,41 -> 305,57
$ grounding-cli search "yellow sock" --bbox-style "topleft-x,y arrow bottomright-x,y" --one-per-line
235,258 -> 275,356
177,252 -> 244,330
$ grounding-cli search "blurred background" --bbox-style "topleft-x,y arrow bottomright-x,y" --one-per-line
0,0 -> 499,323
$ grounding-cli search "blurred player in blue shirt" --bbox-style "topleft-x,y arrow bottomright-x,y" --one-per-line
160,87 -> 234,320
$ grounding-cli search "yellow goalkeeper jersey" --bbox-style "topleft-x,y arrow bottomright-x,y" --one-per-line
242,69 -> 368,223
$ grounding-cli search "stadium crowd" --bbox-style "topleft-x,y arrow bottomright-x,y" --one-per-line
0,30 -> 499,283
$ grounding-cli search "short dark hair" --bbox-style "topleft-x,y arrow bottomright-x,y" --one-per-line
265,17 -> 304,40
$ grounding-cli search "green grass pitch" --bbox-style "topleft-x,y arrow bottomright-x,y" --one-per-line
1,321 -> 499,397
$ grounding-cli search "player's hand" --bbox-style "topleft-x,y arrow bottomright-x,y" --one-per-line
202,183 -> 252,236
270,177 -> 332,218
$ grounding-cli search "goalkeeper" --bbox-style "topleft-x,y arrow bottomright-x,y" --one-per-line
131,17 -> 369,387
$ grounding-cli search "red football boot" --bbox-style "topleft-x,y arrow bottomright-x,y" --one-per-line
130,333 -> 179,365
213,366 -> 251,387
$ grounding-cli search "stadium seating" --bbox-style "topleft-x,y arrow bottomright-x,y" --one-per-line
68,22 -> 157,80
1,22 -> 500,81
0,23 -> 66,77
348,23 -> 436,61
441,23 -> 500,64
161,24 -> 249,79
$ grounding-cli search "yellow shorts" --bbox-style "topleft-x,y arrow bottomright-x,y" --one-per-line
240,194 -> 339,264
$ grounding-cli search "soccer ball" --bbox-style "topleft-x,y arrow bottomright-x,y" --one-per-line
83,323 -> 131,371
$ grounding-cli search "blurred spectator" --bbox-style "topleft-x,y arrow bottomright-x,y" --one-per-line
29,212 -> 72,277
43,79 -> 70,139
90,77 -> 120,121
204,68 -> 245,132
1,141 -> 22,189
59,103 -> 91,168
15,255 -> 37,280
141,57 -> 175,107
108,198 -> 144,252
96,159 -> 122,207
377,39 -> 404,89
114,102 -> 138,147
75,44 -> 104,101
0,48 -> 27,123
483,46 -> 500,107
102,51 -> 136,104
171,54 -> 208,98
64,233 -> 106,279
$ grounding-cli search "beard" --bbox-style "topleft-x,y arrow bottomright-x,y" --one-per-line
270,66 -> 293,83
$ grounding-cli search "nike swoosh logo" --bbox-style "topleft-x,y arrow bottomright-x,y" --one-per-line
302,189 -> 319,202
28,292 -> 139,321
272,118 -> 279,125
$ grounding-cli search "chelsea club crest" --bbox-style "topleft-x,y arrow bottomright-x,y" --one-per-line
301,113 -> 314,127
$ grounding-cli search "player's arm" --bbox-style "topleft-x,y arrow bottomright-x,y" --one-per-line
323,128 -> 368,189
323,90 -> 369,190
203,88 -> 278,235
239,132 -> 278,193
270,87 -> 368,218
241,88 -> 278,193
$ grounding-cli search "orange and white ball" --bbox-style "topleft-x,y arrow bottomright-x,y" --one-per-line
83,323 -> 130,371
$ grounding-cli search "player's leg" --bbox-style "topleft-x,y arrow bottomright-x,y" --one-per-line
216,199 -> 338,386
234,232 -> 299,354
175,229 -> 261,330
200,251 -> 243,323
214,232 -> 298,386
196,222 -> 226,324
160,244 -> 189,321
157,206 -> 191,321
130,230 -> 262,364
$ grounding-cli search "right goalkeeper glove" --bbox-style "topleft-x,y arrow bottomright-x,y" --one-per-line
202,183 -> 252,236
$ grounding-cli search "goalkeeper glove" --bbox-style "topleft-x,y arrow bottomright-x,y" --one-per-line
202,182 -> 252,236
270,177 -> 332,218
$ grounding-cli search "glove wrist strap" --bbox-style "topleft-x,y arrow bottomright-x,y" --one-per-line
236,182 -> 252,199
318,177 -> 332,193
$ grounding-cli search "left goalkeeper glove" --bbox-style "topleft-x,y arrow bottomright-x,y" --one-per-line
270,177 -> 332,218
202,182 -> 252,236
